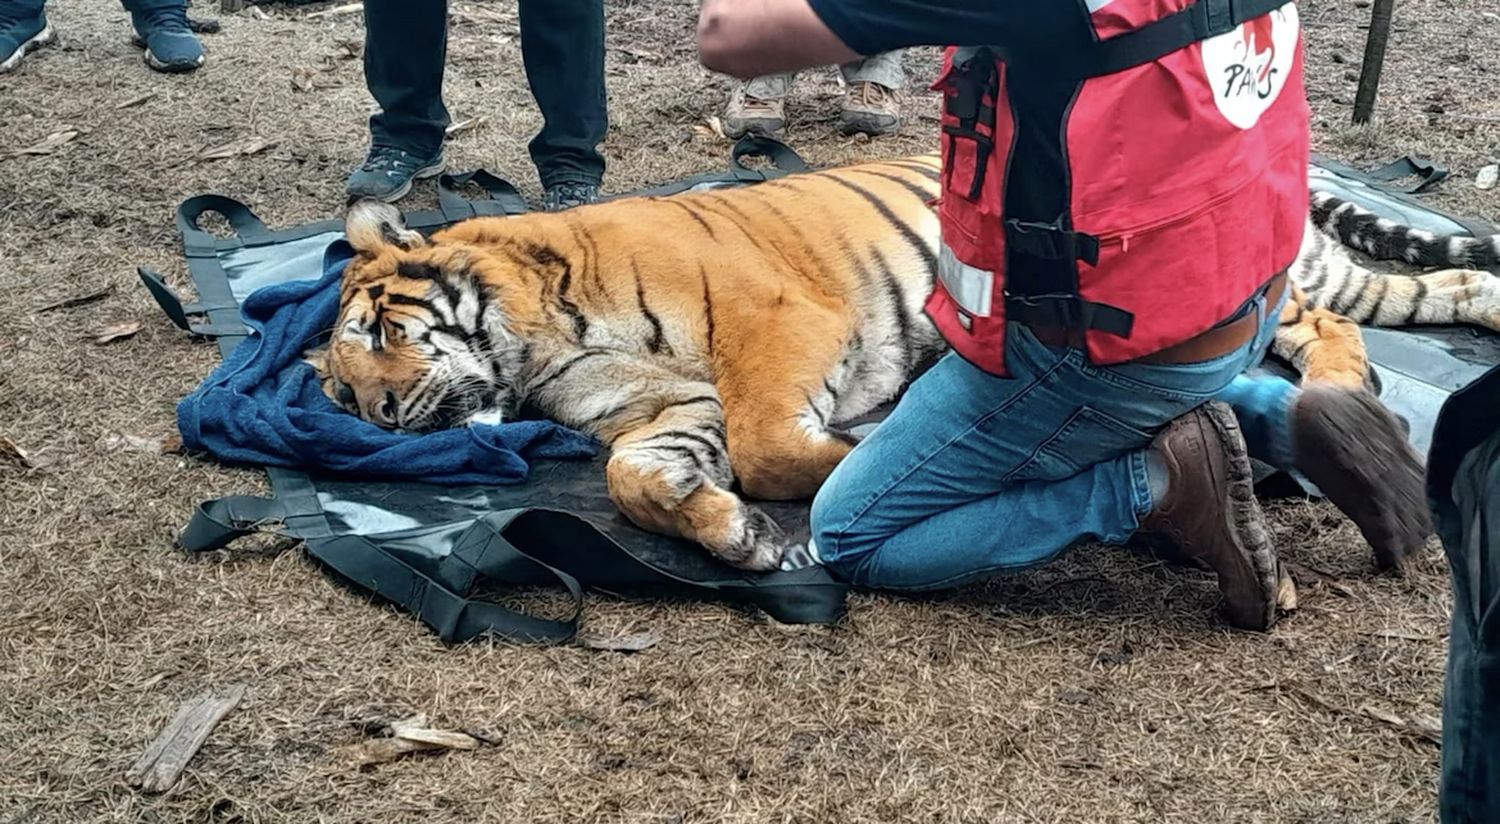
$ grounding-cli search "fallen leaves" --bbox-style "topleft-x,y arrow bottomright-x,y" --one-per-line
116,92 -> 157,110
693,116 -> 729,141
197,136 -> 275,162
340,714 -> 481,768
9,127 -> 82,158
1269,681 -> 1443,747
0,436 -> 35,471
291,67 -> 318,93
35,284 -> 115,313
94,321 -> 143,345
445,116 -> 488,138
99,432 -> 181,455
578,630 -> 661,653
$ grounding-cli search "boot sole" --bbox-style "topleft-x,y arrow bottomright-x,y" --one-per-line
1292,387 -> 1432,570
1195,402 -> 1283,631
1,22 -> 56,73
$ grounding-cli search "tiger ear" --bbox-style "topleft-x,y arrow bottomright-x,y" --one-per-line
302,346 -> 330,378
346,198 -> 426,254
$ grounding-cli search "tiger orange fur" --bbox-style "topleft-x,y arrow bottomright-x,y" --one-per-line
310,153 -> 1500,570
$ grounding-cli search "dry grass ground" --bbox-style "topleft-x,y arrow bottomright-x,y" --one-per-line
1,1 -> 1497,822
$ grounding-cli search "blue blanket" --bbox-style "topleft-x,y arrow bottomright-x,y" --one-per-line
177,241 -> 599,484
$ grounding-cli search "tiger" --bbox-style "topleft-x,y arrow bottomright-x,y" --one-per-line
307,153 -> 1500,572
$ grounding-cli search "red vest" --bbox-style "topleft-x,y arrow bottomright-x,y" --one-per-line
927,0 -> 1310,377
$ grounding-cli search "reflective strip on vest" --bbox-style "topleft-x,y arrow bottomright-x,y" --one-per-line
937,242 -> 996,317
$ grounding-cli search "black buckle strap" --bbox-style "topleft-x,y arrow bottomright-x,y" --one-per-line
1073,0 -> 1293,79
1006,293 -> 1135,338
1005,219 -> 1101,267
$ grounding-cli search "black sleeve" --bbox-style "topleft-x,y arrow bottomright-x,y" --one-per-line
806,0 -> 1024,56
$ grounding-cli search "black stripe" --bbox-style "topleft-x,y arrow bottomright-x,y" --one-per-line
1289,337 -> 1316,365
1327,269 -> 1363,315
882,160 -> 943,182
638,429 -> 725,457
823,378 -> 839,401
657,198 -> 719,241
804,392 -> 828,428
632,442 -> 705,472
821,176 -> 937,274
1362,275 -> 1391,324
870,246 -> 914,373
529,349 -> 610,396
739,191 -> 822,277
694,196 -> 782,261
632,262 -> 670,355
1401,280 -> 1427,325
845,169 -> 939,204
663,395 -> 722,410
530,246 -> 589,342
700,265 -> 716,350
396,261 -> 464,309
1301,259 -> 1329,295
385,292 -> 442,314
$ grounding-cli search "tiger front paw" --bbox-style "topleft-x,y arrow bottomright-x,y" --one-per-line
716,505 -> 788,572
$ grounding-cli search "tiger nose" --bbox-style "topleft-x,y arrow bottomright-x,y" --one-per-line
335,381 -> 357,409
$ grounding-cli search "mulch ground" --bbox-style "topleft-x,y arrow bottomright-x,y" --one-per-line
1,1 -> 1496,821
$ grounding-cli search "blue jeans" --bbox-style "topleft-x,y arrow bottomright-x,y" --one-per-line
810,289 -> 1297,589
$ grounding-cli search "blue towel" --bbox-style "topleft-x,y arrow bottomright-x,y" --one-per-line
177,240 -> 600,484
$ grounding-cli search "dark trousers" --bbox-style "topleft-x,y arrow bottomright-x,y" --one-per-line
361,0 -> 607,188
1429,367 -> 1500,824
14,0 -> 184,12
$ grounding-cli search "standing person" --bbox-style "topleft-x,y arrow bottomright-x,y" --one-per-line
1426,367 -> 1500,824
348,0 -> 607,211
1,0 -> 205,73
697,1 -> 1430,630
722,51 -> 905,138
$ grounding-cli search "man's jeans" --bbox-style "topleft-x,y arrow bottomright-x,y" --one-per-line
361,0 -> 607,188
810,288 -> 1296,589
744,51 -> 906,99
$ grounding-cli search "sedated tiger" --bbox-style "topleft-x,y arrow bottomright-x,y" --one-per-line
307,154 -> 1500,570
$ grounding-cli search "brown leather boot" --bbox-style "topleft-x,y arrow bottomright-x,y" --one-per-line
1291,385 -> 1432,570
1139,402 -> 1284,631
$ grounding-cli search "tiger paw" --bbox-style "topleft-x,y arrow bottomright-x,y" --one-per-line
718,505 -> 788,572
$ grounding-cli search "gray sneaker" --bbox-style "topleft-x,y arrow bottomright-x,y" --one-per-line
723,86 -> 785,139
839,80 -> 901,136
345,145 -> 445,203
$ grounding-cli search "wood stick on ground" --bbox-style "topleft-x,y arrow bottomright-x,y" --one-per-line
126,685 -> 247,794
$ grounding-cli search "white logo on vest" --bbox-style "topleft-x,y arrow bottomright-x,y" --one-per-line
1200,4 -> 1299,130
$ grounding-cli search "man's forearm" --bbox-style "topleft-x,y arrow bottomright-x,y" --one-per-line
697,0 -> 861,79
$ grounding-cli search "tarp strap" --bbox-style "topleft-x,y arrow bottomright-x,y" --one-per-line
305,530 -> 583,644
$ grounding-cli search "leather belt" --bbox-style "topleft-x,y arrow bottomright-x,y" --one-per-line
1027,271 -> 1287,365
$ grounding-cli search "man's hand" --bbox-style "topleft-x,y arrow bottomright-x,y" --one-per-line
697,0 -> 862,79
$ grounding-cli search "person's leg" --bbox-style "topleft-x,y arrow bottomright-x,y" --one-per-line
347,0 -> 449,202
812,300 -> 1285,628
518,0 -> 607,209
121,0 -> 203,73
1434,429 -> 1500,823
0,0 -> 52,74
723,72 -> 794,138
838,50 -> 904,135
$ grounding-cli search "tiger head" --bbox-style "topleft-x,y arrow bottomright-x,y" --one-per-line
305,200 -> 525,432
